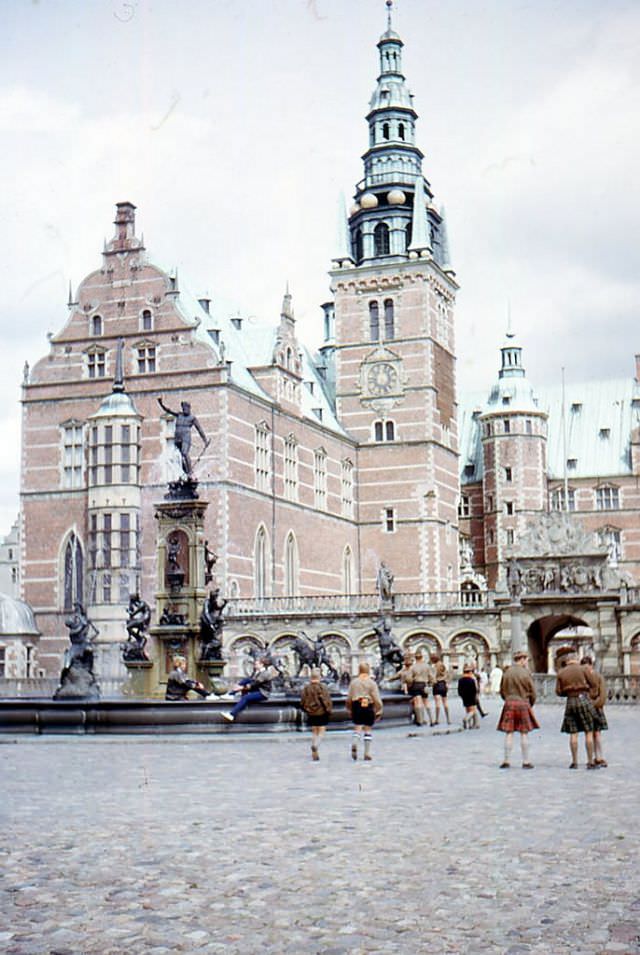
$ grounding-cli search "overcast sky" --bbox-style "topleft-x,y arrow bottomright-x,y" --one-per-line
1,0 -> 639,536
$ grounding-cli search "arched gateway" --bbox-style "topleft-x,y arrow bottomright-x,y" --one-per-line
527,614 -> 592,673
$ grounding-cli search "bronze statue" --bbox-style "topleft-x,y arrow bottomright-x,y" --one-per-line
373,616 -> 403,682
54,601 -> 100,700
122,594 -> 151,662
167,535 -> 181,571
204,540 -> 217,584
292,632 -> 339,682
200,589 -> 227,662
158,395 -> 209,476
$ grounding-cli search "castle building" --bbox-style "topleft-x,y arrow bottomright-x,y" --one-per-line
15,9 -> 640,682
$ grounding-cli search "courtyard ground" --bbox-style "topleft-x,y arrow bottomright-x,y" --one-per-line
1,701 -> 639,955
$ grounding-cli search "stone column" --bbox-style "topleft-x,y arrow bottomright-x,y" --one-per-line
509,601 -> 525,655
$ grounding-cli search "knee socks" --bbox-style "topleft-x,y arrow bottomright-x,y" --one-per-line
504,734 -> 514,763
363,733 -> 372,757
520,734 -> 530,764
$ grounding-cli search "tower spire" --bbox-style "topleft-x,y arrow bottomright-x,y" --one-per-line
333,192 -> 354,266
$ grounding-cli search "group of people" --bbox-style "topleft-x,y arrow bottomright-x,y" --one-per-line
495,647 -> 608,770
166,645 -> 609,769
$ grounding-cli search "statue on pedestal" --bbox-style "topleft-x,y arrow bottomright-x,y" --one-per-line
158,396 -> 209,478
200,589 -> 227,662
204,540 -> 218,585
376,561 -> 394,604
122,594 -> 151,662
54,601 -> 100,700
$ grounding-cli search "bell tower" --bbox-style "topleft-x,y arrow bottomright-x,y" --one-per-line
329,1 -> 460,594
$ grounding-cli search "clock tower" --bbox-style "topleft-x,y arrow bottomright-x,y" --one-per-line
328,2 -> 460,594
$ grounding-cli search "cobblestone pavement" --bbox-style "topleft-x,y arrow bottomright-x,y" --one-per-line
1,702 -> 639,955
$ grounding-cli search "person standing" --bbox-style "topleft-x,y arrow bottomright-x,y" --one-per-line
489,664 -> 503,696
580,655 -> 608,768
300,668 -> 333,760
346,662 -> 383,761
458,664 -> 480,729
431,655 -> 451,725
496,650 -> 538,769
555,647 -> 600,769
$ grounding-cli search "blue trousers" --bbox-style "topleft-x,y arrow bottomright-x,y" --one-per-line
230,690 -> 266,718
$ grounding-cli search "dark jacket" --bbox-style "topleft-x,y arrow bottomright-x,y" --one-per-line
457,675 -> 478,707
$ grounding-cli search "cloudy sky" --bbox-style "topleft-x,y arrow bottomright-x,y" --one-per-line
1,0 -> 639,535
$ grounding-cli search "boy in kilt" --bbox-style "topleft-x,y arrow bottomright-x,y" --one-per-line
496,650 -> 538,769
554,647 -> 600,769
346,662 -> 383,761
300,668 -> 333,761
581,655 -> 608,768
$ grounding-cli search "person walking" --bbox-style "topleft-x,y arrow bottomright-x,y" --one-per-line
555,647 -> 600,769
221,657 -> 273,723
410,648 -> 435,726
431,655 -> 451,725
580,656 -> 608,768
458,664 -> 480,729
346,662 -> 383,761
393,652 -> 420,724
472,665 -> 488,718
496,650 -> 539,769
300,668 -> 333,760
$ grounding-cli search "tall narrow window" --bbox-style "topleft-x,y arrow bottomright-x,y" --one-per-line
341,459 -> 354,518
63,533 -> 84,611
382,122 -> 390,140
120,424 -> 131,483
374,222 -> 390,256
91,315 -> 103,336
383,299 -> 394,339
314,449 -> 327,510
405,223 -> 412,250
284,532 -> 298,598
283,435 -> 298,502
120,513 -> 130,569
369,301 -> 379,342
104,425 -> 113,484
398,122 -> 405,141
141,309 -> 153,332
102,513 -> 112,569
503,419 -> 511,434
384,507 -> 395,533
255,425 -> 271,492
254,527 -> 268,599
374,421 -> 384,442
355,228 -> 363,263
62,423 -> 84,489
385,420 -> 395,441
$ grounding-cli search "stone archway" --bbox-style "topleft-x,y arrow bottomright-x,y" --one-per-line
526,615 -> 591,673
319,633 -> 353,680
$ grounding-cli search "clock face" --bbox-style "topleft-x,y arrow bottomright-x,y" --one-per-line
367,361 -> 398,396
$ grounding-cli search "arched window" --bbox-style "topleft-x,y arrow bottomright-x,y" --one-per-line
286,347 -> 293,370
342,546 -> 354,596
284,532 -> 298,598
398,122 -> 405,141
382,122 -> 390,140
141,309 -> 153,332
254,526 -> 268,600
369,301 -> 379,342
63,533 -> 84,611
91,315 -> 103,336
374,421 -> 384,442
385,420 -> 395,441
374,222 -> 390,256
384,298 -> 394,339
354,228 -> 363,263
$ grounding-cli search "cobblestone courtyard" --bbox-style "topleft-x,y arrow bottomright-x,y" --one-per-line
1,703 -> 639,955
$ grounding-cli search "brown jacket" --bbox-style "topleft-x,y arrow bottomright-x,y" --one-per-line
409,660 -> 433,685
499,664 -> 536,705
300,681 -> 333,717
587,670 -> 607,709
555,662 -> 598,698
346,675 -> 383,719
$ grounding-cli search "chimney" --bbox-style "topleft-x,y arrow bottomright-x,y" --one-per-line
114,202 -> 137,244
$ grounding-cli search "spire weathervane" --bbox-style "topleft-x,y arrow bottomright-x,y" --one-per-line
386,0 -> 393,30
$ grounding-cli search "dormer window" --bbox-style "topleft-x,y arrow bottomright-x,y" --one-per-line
91,314 -> 103,337
567,458 -> 577,470
599,428 -> 610,439
502,396 -> 511,406
571,402 -> 582,414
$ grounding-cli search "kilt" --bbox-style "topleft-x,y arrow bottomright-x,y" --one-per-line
433,680 -> 448,697
593,707 -> 608,732
351,699 -> 376,726
496,698 -> 539,733
306,712 -> 330,727
560,694 -> 599,734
